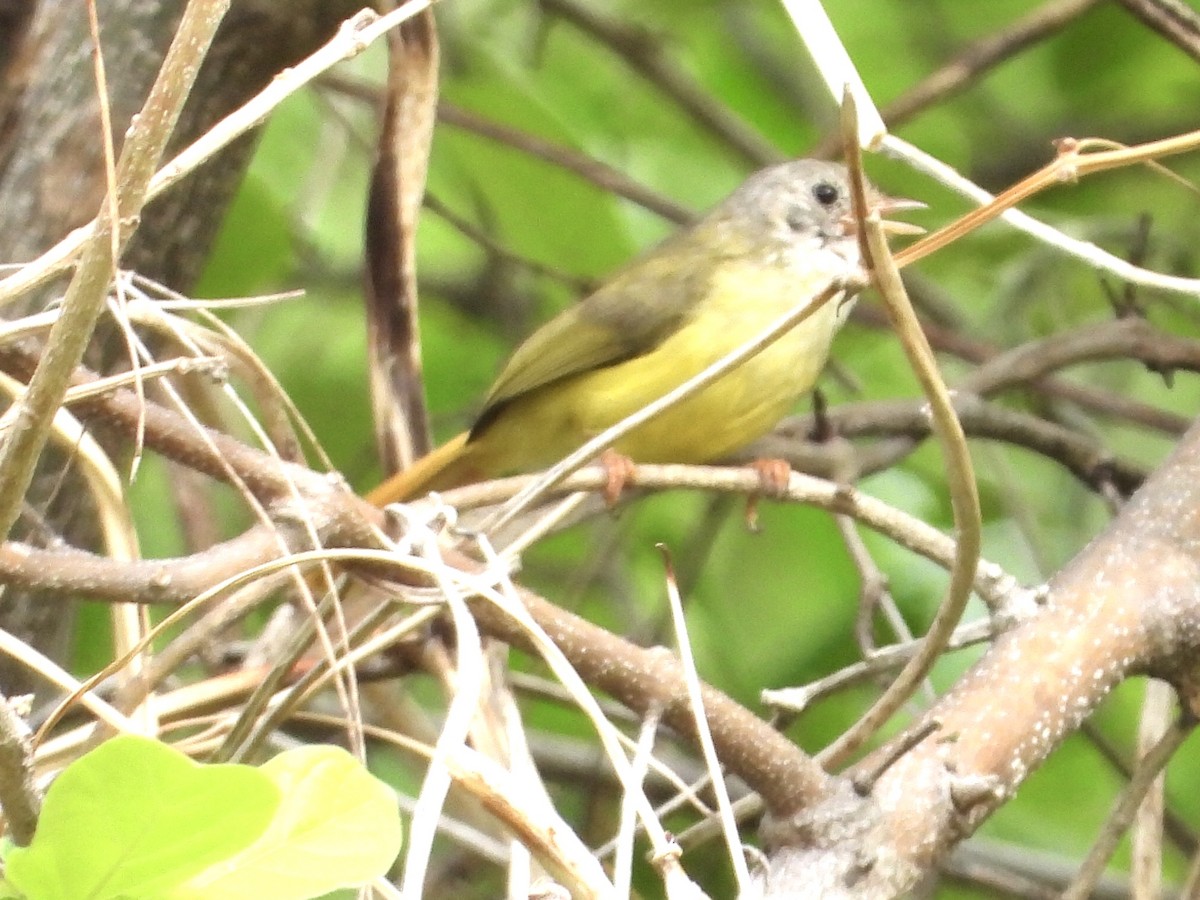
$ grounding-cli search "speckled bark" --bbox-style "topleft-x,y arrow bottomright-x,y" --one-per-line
752,416 -> 1200,897
0,0 -> 362,693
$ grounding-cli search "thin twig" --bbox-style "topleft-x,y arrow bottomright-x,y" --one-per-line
0,5 -> 438,306
1062,721 -> 1194,900
820,96 -> 981,769
886,133 -> 1200,297
1079,720 -> 1197,856
852,303 -> 1190,436
851,719 -> 942,795
1117,0 -> 1200,63
1132,680 -> 1175,899
0,463 -> 1023,611
762,619 -> 1000,718
538,0 -> 781,166
0,0 -> 233,544
0,694 -> 39,845
783,392 -> 1147,497
658,545 -> 751,893
437,102 -> 693,223
812,0 -> 1104,156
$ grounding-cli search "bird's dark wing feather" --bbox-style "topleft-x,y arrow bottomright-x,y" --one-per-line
471,236 -> 711,436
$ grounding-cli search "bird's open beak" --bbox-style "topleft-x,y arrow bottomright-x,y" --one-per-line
838,194 -> 927,238
875,195 -> 927,236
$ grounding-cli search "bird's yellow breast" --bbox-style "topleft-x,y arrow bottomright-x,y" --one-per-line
471,255 -> 852,475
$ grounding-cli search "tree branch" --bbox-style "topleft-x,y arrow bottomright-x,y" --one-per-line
756,415 -> 1200,895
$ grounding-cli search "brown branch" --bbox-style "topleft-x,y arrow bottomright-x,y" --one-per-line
0,531 -> 286,606
0,693 -> 38,845
436,102 -> 694,224
852,303 -> 1190,436
776,393 -> 1148,496
476,571 -> 841,817
0,339 -> 848,812
768,315 -> 1200,496
537,0 -> 782,167
0,0 -> 233,544
0,458 -> 1019,612
364,8 -> 439,471
755,415 -> 1200,895
1117,0 -> 1200,64
959,317 -> 1200,396
811,0 -> 1104,158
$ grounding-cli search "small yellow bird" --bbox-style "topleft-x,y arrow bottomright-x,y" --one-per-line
369,160 -> 919,506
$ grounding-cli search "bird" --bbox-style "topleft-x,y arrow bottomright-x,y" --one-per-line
367,159 -> 921,507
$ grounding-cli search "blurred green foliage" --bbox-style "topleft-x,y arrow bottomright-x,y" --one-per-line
107,0 -> 1200,894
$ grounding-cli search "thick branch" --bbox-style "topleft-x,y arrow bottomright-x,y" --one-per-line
756,416 -> 1200,896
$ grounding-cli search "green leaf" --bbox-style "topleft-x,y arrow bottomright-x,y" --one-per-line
166,745 -> 402,900
5,736 -> 278,900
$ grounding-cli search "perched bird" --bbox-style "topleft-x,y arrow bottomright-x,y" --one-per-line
369,160 -> 920,506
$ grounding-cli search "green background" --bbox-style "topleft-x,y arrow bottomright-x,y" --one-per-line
113,1 -> 1200,895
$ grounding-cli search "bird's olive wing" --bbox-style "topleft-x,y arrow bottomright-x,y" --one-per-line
472,250 -> 706,434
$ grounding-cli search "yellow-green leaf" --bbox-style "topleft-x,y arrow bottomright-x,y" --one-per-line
167,745 -> 402,900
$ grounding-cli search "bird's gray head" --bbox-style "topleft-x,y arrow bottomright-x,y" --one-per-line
691,159 -> 922,274
713,160 -> 859,259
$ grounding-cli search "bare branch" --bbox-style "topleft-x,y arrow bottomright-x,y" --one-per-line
1117,0 -> 1200,63
756,417 -> 1200,895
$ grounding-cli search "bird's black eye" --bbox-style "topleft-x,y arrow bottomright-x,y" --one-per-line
811,181 -> 840,206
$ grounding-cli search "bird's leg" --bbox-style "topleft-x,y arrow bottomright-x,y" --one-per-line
744,458 -> 792,531
599,448 -> 637,506
808,388 -> 833,443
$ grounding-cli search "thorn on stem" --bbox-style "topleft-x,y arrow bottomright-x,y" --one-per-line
948,771 -> 1004,815
851,718 -> 942,795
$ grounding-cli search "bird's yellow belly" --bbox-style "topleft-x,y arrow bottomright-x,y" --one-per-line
476,280 -> 849,473
583,294 -> 844,463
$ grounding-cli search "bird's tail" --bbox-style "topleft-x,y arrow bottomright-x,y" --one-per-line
366,431 -> 478,506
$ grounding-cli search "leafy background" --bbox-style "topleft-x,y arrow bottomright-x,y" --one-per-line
111,0 -> 1200,894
